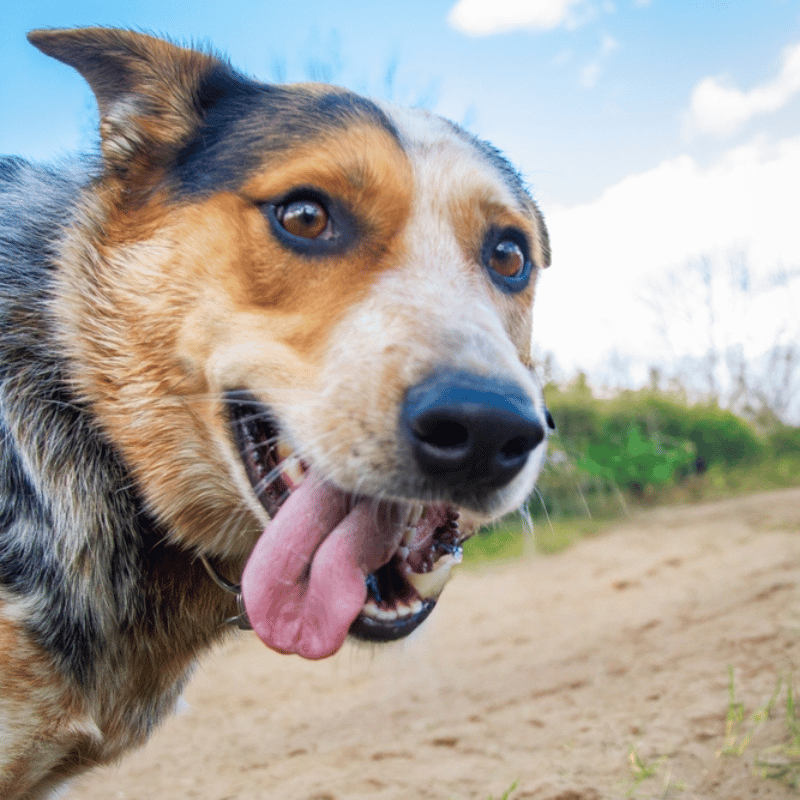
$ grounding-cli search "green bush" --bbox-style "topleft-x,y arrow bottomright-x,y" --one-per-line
769,424 -> 800,458
580,423 -> 696,496
639,396 -> 763,468
539,380 -> 780,510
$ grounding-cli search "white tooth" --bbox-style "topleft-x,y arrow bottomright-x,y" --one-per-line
401,526 -> 415,546
361,598 -> 425,621
361,601 -> 401,622
409,503 -> 424,525
396,546 -> 410,561
362,600 -> 380,619
276,440 -> 294,461
282,458 -> 305,487
405,553 -> 460,600
395,600 -> 426,618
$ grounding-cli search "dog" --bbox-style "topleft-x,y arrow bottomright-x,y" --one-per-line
0,27 -> 552,798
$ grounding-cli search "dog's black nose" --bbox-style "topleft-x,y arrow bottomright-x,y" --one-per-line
402,371 -> 545,492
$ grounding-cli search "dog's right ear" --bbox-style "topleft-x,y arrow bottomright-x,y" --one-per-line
27,28 -> 252,179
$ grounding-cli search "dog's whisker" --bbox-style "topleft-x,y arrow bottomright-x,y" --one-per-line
519,499 -> 535,540
241,436 -> 281,454
249,465 -> 287,500
532,486 -> 556,539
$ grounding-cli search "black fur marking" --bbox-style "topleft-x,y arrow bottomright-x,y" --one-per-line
0,156 -> 25,186
0,424 -> 50,540
175,65 -> 401,196
0,435 -> 100,685
192,63 -> 263,114
313,90 -> 399,133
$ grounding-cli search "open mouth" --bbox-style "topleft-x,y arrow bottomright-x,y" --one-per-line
226,391 -> 467,656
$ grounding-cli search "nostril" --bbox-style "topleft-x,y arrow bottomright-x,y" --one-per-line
414,416 -> 469,451
499,434 -> 536,462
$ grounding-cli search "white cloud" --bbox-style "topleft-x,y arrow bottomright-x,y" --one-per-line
599,31 -> 618,54
533,136 -> 800,377
686,42 -> 800,137
580,62 -> 601,88
447,0 -> 593,35
580,32 -> 618,87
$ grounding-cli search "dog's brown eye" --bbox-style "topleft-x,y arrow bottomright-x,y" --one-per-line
482,229 -> 532,293
489,239 -> 525,278
277,199 -> 329,239
266,191 -> 355,255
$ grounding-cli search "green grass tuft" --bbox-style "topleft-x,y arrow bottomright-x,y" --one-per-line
445,779 -> 518,800
716,666 -> 800,790
488,780 -> 518,800
755,678 -> 800,789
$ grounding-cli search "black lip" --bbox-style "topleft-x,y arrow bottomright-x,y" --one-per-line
349,599 -> 437,643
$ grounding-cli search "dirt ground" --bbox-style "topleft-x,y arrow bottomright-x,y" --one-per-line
72,488 -> 800,800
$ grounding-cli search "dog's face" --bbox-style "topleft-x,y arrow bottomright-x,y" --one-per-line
30,29 -> 551,659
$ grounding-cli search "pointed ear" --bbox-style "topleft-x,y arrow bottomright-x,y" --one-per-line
27,28 -> 228,175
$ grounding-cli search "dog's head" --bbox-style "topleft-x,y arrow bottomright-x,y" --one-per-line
30,28 -> 552,659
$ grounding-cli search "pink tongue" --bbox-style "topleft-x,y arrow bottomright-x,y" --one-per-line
241,473 -> 394,660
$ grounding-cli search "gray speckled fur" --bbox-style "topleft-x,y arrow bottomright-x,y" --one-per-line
0,154 -> 218,737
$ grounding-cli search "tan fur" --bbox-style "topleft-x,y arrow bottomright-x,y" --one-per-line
0,618 -> 91,800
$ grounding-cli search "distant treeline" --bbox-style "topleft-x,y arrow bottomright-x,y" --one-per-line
534,375 -> 800,519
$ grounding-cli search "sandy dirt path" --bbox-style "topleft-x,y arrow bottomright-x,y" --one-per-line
71,488 -> 800,800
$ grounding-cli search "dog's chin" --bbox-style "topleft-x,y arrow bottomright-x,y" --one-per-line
225,391 -> 475,649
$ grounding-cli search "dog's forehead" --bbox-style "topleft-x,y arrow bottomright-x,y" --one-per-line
175,76 -> 403,195
378,102 -> 534,213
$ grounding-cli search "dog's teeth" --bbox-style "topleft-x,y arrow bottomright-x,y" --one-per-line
276,440 -> 294,461
362,600 -> 381,618
362,602 -> 398,622
399,504 -> 425,546
397,599 -> 423,618
400,502 -> 424,529
281,458 -> 305,487
361,598 -> 424,621
404,552 -> 461,600
401,525 -> 415,546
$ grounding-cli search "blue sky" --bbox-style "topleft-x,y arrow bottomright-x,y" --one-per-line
3,1 -> 800,394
